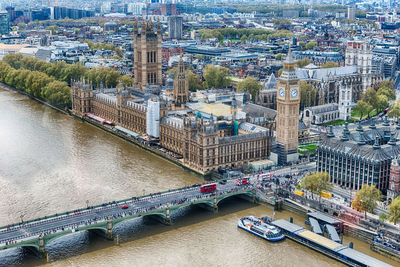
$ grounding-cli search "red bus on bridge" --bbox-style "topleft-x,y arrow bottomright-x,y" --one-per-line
200,183 -> 217,193
259,172 -> 273,181
236,178 -> 249,186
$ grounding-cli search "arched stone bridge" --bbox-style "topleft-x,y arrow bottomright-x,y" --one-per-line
0,181 -> 255,257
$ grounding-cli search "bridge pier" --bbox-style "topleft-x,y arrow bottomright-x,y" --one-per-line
213,197 -> 218,213
165,204 -> 172,225
107,218 -> 113,240
38,233 -> 46,258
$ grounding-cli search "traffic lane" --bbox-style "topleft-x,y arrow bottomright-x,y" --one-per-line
1,186 -> 241,242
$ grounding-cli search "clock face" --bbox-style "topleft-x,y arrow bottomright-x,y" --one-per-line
291,89 -> 298,98
279,88 -> 285,98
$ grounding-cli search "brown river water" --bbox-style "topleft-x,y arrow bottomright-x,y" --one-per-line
0,88 -> 396,267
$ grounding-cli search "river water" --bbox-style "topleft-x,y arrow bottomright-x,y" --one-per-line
0,88 -> 396,267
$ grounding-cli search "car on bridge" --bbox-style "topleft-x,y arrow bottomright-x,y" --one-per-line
121,205 -> 129,209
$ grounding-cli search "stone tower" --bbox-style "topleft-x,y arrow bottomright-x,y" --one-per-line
174,57 -> 189,108
275,47 -> 300,164
133,21 -> 162,91
71,79 -> 94,117
339,82 -> 352,121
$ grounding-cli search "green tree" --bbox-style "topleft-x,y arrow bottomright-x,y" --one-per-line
351,184 -> 382,217
377,85 -> 396,101
388,100 -> 400,118
305,41 -> 317,50
379,212 -> 388,223
42,80 -> 71,105
275,53 -> 282,60
278,68 -> 283,77
300,82 -> 316,108
203,65 -> 230,88
187,71 -> 202,91
321,61 -> 339,68
361,88 -> 379,116
121,75 -> 134,87
353,100 -> 372,120
388,196 -> 400,225
296,58 -> 311,68
300,172 -> 332,200
46,26 -> 59,35
376,94 -> 389,112
238,76 -> 261,101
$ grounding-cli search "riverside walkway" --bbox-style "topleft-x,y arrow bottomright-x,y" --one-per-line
0,179 -> 255,256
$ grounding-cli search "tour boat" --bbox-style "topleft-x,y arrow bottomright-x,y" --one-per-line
238,216 -> 285,242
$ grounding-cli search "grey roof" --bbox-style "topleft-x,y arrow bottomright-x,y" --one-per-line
296,66 -> 358,81
337,247 -> 393,267
308,212 -> 340,225
271,219 -> 305,233
306,103 -> 338,114
239,122 -> 268,133
242,103 -> 276,120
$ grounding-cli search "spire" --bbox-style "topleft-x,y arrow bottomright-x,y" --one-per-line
340,123 -> 349,141
388,132 -> 397,145
327,126 -> 334,138
343,122 -> 350,136
383,115 -> 390,126
370,118 -> 376,129
285,44 -> 294,65
373,135 -> 380,149
356,121 -> 363,132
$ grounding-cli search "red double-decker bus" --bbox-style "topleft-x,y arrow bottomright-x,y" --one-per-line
236,178 -> 249,186
200,183 -> 217,193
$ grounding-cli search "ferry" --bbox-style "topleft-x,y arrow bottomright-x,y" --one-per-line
237,216 -> 285,242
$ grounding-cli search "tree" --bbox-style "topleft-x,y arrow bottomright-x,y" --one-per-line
203,65 -> 230,88
361,88 -> 378,116
388,196 -> 400,225
296,58 -> 311,68
300,82 -> 316,108
278,68 -> 283,77
238,76 -> 262,101
305,41 -> 317,50
377,86 -> 396,101
275,53 -> 282,60
378,212 -> 388,223
353,100 -> 372,120
187,71 -> 202,91
388,100 -> 400,118
121,75 -> 134,87
376,94 -> 389,113
300,172 -> 332,200
321,61 -> 339,68
42,80 -> 71,106
351,184 -> 382,217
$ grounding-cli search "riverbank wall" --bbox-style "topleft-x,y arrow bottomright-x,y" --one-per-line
0,83 -> 212,179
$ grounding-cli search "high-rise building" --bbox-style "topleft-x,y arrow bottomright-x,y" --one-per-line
173,58 -> 189,108
168,15 -> 183,39
387,155 -> 400,202
347,6 -> 355,20
274,48 -> 300,165
133,21 -> 162,92
0,11 -> 10,35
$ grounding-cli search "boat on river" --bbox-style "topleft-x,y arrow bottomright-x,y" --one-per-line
238,216 -> 285,242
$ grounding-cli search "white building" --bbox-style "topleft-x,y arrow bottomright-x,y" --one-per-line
339,82 -> 352,121
146,98 -> 160,138
345,39 -> 373,91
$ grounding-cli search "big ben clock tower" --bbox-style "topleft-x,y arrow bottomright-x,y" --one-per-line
275,47 -> 300,165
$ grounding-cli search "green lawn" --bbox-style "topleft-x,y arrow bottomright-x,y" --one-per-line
322,119 -> 358,126
351,109 -> 378,120
298,143 -> 318,154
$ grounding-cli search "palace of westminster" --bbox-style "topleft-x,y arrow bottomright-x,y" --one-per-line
70,21 -> 400,198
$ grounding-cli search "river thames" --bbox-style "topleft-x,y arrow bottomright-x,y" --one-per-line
0,87 -> 396,266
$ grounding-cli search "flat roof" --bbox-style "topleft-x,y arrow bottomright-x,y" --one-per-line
297,230 -> 344,251
196,103 -> 232,117
338,247 -> 393,267
309,218 -> 323,234
271,219 -> 304,233
325,224 -> 341,242
307,212 -> 340,225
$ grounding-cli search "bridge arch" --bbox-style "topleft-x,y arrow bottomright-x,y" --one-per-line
216,191 -> 254,206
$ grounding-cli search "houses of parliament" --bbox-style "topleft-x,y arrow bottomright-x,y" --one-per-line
71,21 -> 299,174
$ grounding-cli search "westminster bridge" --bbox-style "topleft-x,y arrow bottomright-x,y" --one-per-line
0,179 -> 255,257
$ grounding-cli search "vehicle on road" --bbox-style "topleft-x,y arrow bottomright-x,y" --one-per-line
200,183 -> 217,193
121,205 -> 129,209
236,178 -> 249,186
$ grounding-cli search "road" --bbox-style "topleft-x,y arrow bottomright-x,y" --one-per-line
0,179 -> 251,248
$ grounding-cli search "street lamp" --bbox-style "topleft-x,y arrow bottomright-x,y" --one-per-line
86,200 -> 89,209
20,214 -> 24,223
